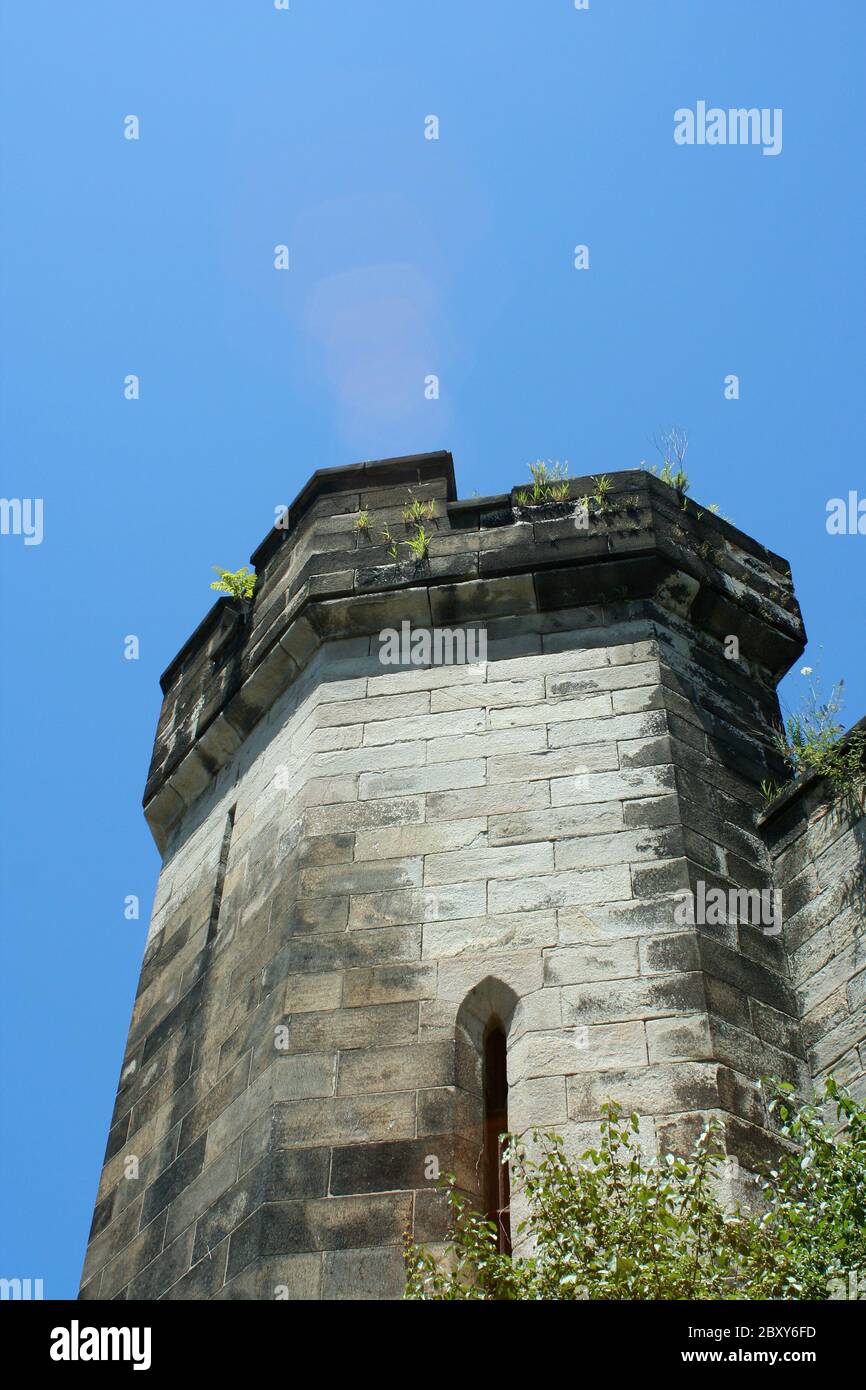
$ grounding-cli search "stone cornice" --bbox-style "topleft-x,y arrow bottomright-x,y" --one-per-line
144,459 -> 806,853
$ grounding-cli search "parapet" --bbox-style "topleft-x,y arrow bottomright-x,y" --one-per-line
757,721 -> 866,1093
144,453 -> 806,852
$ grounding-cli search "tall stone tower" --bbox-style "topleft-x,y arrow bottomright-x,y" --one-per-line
80,452 -> 866,1299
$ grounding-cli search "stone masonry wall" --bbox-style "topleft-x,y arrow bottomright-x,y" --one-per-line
760,760 -> 866,1106
80,455 -> 844,1300
80,615 -> 806,1298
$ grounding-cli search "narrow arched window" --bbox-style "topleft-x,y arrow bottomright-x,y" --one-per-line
482,1022 -> 512,1255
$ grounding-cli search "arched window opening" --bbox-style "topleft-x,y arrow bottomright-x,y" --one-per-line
482,1022 -> 512,1255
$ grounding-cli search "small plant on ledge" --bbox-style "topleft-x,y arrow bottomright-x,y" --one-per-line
760,778 -> 787,806
380,526 -> 399,560
773,667 -> 866,801
651,459 -> 691,496
402,494 -> 437,528
643,427 -> 732,522
591,473 -> 613,511
515,459 -> 571,509
404,525 -> 432,562
354,510 -> 372,535
210,565 -> 256,600
649,426 -> 691,496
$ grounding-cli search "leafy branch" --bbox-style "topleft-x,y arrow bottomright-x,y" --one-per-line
405,1078 -> 866,1300
774,667 -> 865,800
210,565 -> 256,600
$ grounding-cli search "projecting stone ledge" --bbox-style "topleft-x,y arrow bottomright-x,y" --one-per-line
143,453 -> 805,853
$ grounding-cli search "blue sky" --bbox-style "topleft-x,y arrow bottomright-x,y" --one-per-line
1,1 -> 863,1298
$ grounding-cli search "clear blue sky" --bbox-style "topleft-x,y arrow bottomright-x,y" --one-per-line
1,1 -> 863,1298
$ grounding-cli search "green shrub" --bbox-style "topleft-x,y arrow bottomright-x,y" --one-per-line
210,565 -> 256,600
405,1078 -> 866,1300
775,669 -> 865,799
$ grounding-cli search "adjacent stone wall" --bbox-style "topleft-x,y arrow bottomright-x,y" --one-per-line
760,756 -> 866,1105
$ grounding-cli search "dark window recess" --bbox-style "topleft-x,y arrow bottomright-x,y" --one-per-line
206,804 -> 236,944
482,1022 -> 512,1255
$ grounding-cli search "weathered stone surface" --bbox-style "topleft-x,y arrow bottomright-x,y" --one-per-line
163,1141 -> 242,1246
422,909 -> 557,960
321,1246 -> 405,1300
353,818 -> 486,861
437,948 -> 545,1003
427,781 -> 550,821
489,801 -> 623,846
567,1062 -> 721,1122
424,842 -> 553,887
272,1094 -> 417,1149
359,760 -> 486,799
562,972 -> 706,1027
284,1002 -> 419,1053
348,884 -> 485,929
508,1075 -> 568,1129
646,1013 -> 713,1063
305,796 -> 424,837
554,827 -> 683,871
336,1041 -> 456,1095
83,455 -> 863,1301
543,940 -> 640,985
509,1023 -> 647,1080
283,972 -> 342,1014
342,962 -> 437,1007
430,678 -> 544,712
489,865 -> 633,914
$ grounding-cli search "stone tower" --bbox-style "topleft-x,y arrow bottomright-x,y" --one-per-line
80,452 -> 866,1299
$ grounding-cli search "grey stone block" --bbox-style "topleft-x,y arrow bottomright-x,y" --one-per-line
562,973 -> 705,1027
422,909 -> 557,960
424,842 -> 553,887
342,962 -> 438,1007
427,781 -> 550,822
543,940 -> 640,985
488,801 -> 623,846
322,1246 -> 405,1300
336,1040 -> 455,1095
509,1022 -> 647,1080
646,1014 -> 713,1063
273,1094 -> 417,1148
567,1061 -> 721,1122
285,1001 -> 419,1053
